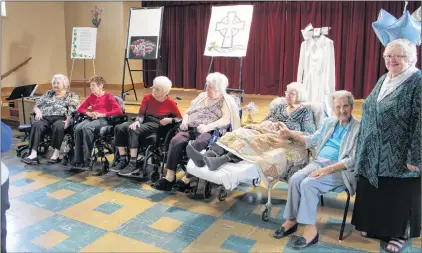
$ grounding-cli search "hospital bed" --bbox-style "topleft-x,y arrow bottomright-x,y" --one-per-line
186,97 -> 327,221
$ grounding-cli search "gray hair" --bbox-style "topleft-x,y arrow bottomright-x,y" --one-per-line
153,76 -> 172,95
51,74 -> 70,90
330,90 -> 355,110
286,82 -> 308,103
385,38 -> 418,66
205,72 -> 228,94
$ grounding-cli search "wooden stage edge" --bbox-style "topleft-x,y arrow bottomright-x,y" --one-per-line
1,84 -> 363,125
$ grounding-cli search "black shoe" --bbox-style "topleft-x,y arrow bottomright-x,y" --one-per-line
154,178 -> 174,191
110,158 -> 128,172
117,162 -> 137,176
21,157 -> 39,165
273,223 -> 298,239
292,233 -> 319,249
48,157 -> 62,164
175,179 -> 192,192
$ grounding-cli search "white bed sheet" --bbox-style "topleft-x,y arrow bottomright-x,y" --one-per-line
186,159 -> 260,191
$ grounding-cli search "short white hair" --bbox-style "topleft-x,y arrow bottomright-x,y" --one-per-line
205,72 -> 228,94
51,74 -> 70,90
385,38 -> 418,66
153,76 -> 172,95
286,82 -> 308,103
330,90 -> 355,110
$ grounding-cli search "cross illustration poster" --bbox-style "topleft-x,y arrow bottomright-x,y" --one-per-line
204,5 -> 254,57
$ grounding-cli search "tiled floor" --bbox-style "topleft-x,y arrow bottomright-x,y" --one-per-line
1,139 -> 421,253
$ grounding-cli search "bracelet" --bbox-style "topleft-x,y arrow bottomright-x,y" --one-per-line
172,118 -> 175,124
330,166 -> 334,173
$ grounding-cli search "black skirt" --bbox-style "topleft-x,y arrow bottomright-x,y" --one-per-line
351,175 -> 421,238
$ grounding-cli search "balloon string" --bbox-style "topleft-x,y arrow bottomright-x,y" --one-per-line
403,1 -> 408,14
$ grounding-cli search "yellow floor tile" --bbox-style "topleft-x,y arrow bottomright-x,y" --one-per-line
31,229 -> 69,249
48,189 -> 76,200
80,232 -> 169,252
149,217 -> 184,233
183,219 -> 287,252
67,172 -> 126,190
9,171 -> 61,199
59,190 -> 155,231
413,237 -> 421,248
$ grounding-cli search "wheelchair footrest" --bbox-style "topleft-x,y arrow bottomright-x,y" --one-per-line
18,124 -> 32,133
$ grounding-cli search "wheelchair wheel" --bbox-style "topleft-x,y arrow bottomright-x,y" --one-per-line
187,179 -> 199,199
252,177 -> 261,187
262,208 -> 270,221
20,149 -> 30,159
217,186 -> 227,201
102,159 -> 109,174
150,169 -> 160,183
203,181 -> 212,199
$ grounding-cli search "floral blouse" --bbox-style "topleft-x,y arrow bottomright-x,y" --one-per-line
35,90 -> 80,117
264,103 -> 316,135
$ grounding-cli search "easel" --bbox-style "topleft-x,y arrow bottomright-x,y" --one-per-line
121,6 -> 164,101
207,56 -> 244,90
120,49 -> 162,101
69,59 -> 96,98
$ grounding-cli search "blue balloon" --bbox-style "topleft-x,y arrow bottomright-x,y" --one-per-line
372,9 -> 398,46
384,10 -> 421,46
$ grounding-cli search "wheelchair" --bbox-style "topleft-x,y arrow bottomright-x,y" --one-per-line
112,119 -> 180,182
16,113 -> 75,160
62,95 -> 128,175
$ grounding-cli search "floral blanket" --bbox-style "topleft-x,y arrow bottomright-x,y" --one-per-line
216,124 -> 309,187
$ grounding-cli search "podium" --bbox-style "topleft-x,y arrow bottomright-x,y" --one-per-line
6,84 -> 39,125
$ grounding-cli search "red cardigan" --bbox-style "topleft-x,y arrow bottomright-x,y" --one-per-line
138,94 -> 182,119
77,92 -> 123,117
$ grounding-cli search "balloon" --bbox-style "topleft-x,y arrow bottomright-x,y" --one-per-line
412,6 -> 421,22
372,9 -> 397,46
384,11 -> 421,46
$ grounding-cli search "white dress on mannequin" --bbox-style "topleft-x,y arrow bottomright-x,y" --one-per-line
297,35 -> 335,116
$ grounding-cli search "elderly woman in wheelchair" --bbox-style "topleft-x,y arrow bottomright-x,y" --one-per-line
272,90 -> 360,249
110,76 -> 182,176
69,76 -> 123,170
21,74 -> 79,165
186,82 -> 316,173
154,72 -> 241,191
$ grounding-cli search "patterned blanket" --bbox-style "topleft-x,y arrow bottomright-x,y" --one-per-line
216,124 -> 309,187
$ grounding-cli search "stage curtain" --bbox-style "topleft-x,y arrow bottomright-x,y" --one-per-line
142,1 -> 420,99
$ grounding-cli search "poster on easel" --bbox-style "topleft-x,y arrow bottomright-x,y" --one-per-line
71,27 -> 97,59
204,5 -> 254,57
126,7 -> 163,59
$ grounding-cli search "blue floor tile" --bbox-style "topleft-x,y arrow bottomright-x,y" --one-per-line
17,180 -> 104,212
93,202 -> 123,215
111,180 -> 170,202
221,235 -> 256,253
11,178 -> 35,187
13,214 -> 107,252
114,203 -> 216,252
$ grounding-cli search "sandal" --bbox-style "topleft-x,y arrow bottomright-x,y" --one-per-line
384,237 -> 407,253
48,157 -> 62,164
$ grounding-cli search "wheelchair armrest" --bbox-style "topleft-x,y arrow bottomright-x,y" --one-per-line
107,114 -> 128,125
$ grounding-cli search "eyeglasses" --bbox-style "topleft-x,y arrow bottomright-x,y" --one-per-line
383,54 -> 407,60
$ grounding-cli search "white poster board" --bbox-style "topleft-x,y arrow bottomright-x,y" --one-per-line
204,5 -> 254,57
71,27 -> 97,59
126,7 -> 163,59
1,1 -> 6,17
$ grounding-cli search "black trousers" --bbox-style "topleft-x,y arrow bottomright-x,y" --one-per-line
166,128 -> 211,171
1,179 -> 10,253
73,118 -> 108,163
28,115 -> 66,151
114,121 -> 160,149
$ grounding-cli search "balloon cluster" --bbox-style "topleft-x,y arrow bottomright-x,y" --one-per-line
372,6 -> 421,46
